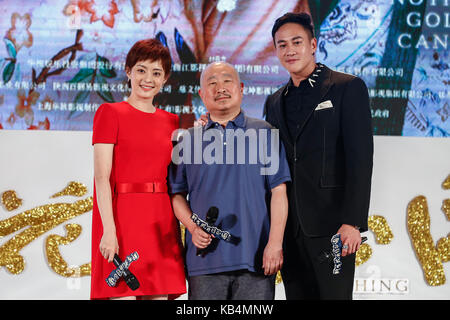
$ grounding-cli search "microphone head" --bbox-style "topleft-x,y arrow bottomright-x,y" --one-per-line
205,206 -> 219,224
124,273 -> 140,291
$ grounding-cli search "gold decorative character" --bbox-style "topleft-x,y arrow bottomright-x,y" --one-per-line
0,182 -> 92,276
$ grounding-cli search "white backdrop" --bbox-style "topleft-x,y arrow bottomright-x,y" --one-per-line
0,130 -> 449,300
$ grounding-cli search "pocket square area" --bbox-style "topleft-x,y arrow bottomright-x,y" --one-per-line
315,100 -> 333,111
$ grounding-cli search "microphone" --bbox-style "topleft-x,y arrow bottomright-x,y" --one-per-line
196,206 -> 219,257
113,254 -> 140,290
318,236 -> 368,264
105,252 -> 140,290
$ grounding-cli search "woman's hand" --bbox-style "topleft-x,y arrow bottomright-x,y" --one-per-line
99,230 -> 119,263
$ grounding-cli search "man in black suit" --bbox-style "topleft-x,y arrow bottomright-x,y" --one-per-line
263,12 -> 373,299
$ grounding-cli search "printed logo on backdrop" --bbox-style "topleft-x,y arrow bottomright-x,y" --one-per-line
354,265 -> 409,295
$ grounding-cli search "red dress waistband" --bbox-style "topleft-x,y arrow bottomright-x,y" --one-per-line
115,182 -> 168,194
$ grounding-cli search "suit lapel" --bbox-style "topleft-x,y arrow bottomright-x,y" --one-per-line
271,84 -> 294,147
294,65 -> 333,142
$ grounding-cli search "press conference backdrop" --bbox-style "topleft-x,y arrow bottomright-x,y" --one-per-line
0,0 -> 449,300
0,0 -> 448,135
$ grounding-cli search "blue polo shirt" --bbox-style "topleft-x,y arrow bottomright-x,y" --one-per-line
169,110 -> 291,276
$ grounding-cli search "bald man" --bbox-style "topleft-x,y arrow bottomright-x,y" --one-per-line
170,62 -> 291,300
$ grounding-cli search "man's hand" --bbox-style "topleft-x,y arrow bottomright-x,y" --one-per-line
337,224 -> 361,257
262,242 -> 283,275
194,113 -> 209,127
263,183 -> 287,275
190,225 -> 213,249
171,194 -> 213,249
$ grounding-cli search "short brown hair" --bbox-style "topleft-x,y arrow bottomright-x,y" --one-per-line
272,12 -> 315,45
125,39 -> 172,79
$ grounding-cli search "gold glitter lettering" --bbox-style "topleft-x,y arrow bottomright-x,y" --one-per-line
442,174 -> 450,190
442,199 -> 450,221
355,215 -> 393,267
368,215 -> 394,244
407,175 -> 450,286
180,223 -> 186,247
442,175 -> 450,220
407,196 -> 446,286
1,191 -> 22,211
51,181 -> 88,198
45,223 -> 91,277
436,236 -> 450,263
0,182 -> 92,275
275,271 -> 282,285
438,175 -> 450,262
355,243 -> 373,267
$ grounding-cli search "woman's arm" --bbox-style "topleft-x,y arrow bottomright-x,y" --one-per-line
94,143 -> 119,263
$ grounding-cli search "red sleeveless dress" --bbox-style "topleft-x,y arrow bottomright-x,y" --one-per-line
90,101 -> 186,299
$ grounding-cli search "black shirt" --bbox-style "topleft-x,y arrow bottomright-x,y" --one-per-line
282,63 -> 324,141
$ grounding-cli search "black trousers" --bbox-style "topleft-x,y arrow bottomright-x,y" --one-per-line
281,226 -> 356,300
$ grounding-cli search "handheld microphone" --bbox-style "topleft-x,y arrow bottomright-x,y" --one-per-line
105,252 -> 140,290
318,236 -> 368,264
196,206 -> 219,257
113,254 -> 140,290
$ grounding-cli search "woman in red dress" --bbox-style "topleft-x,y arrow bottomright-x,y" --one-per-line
90,39 -> 186,300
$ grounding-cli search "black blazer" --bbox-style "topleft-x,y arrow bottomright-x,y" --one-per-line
264,64 -> 373,237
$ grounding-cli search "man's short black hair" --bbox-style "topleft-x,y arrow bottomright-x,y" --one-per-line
271,12 -> 315,44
